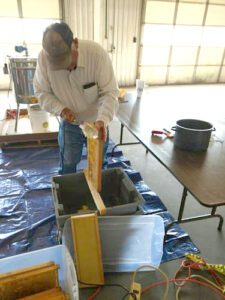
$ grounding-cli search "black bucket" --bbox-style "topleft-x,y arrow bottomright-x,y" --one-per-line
172,119 -> 215,151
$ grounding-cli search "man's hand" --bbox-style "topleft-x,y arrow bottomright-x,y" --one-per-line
60,107 -> 76,123
94,120 -> 107,142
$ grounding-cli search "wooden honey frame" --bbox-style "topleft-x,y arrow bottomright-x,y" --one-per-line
0,261 -> 59,299
84,122 -> 107,215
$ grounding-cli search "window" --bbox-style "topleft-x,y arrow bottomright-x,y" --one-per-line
0,0 -> 62,89
139,0 -> 225,84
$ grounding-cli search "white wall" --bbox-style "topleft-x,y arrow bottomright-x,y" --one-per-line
64,0 -> 143,86
0,0 -> 61,90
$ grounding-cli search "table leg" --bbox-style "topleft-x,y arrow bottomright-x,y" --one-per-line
120,123 -> 124,144
175,187 -> 223,230
14,103 -> 20,132
177,187 -> 188,222
111,123 -> 141,156
211,207 -> 223,230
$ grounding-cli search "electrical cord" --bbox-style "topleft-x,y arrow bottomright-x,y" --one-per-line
175,257 -> 225,288
174,257 -> 225,299
140,257 -> 225,300
87,286 -> 137,300
190,274 -> 224,293
78,279 -> 130,293
78,279 -> 135,300
81,258 -> 225,299
141,277 -> 225,300
132,265 -> 169,300
175,277 -> 225,300
87,287 -> 101,300
83,264 -> 169,300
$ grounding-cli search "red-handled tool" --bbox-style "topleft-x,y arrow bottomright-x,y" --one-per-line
151,129 -> 174,138
152,130 -> 164,135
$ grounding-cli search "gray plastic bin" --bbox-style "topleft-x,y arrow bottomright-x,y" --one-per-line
52,168 -> 144,231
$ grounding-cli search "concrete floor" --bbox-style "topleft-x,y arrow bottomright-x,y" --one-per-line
1,85 -> 225,299
104,84 -> 225,300
80,112 -> 225,299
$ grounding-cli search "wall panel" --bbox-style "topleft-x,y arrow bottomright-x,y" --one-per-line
0,1 -> 61,89
0,0 -> 18,17
64,0 -> 142,86
64,0 -> 94,39
22,0 -> 60,18
139,0 -> 225,84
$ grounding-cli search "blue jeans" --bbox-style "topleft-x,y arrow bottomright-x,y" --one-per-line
58,121 -> 109,174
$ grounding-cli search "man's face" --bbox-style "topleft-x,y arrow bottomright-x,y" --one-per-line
68,38 -> 78,71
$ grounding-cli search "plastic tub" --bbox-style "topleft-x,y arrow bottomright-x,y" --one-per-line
29,104 -> 49,133
0,245 -> 79,300
52,168 -> 144,232
62,215 -> 165,272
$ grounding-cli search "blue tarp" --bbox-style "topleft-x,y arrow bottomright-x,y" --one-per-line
0,141 -> 199,261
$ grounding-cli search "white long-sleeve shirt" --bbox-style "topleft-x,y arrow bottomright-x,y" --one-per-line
33,40 -> 119,125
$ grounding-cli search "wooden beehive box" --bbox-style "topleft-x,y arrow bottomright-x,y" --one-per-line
0,261 -> 59,299
18,287 -> 68,299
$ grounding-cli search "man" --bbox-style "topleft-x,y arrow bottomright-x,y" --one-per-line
33,22 -> 119,174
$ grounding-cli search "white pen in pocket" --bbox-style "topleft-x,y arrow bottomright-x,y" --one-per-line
83,83 -> 98,104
